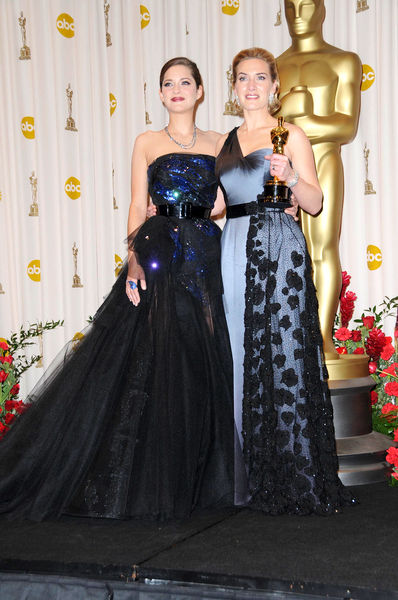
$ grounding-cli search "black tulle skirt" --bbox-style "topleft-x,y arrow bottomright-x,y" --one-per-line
0,216 -> 235,521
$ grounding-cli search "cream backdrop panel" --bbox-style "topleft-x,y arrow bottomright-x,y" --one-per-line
0,0 -> 397,397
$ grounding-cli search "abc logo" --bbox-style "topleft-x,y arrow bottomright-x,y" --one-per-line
65,176 -> 81,200
109,93 -> 117,116
57,13 -> 75,38
72,331 -> 84,351
27,259 -> 41,282
140,5 -> 150,29
114,254 -> 123,277
367,244 -> 382,270
361,65 -> 375,91
222,0 -> 239,15
21,116 -> 35,139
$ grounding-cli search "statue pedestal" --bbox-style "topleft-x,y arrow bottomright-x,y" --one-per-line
329,376 -> 393,485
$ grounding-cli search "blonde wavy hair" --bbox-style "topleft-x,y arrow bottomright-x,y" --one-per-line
232,47 -> 281,115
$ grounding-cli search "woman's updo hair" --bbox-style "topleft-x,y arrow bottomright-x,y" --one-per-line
159,57 -> 202,89
232,47 -> 281,115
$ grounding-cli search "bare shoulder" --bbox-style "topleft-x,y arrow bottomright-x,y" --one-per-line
200,129 -> 223,142
132,130 -> 164,162
284,122 -> 312,149
284,122 -> 308,140
215,131 -> 229,155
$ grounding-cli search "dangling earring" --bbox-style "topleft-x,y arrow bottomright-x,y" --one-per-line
234,95 -> 240,107
268,93 -> 275,105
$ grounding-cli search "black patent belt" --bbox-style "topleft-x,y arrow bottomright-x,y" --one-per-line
226,200 -> 291,219
157,203 -> 211,219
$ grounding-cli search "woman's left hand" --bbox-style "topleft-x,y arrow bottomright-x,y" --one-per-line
265,153 -> 294,183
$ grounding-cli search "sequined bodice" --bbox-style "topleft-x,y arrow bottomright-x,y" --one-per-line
148,153 -> 217,207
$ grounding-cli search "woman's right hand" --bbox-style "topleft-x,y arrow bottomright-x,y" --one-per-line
126,274 -> 146,306
146,202 -> 157,219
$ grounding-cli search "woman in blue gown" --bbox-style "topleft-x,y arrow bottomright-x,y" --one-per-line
215,48 -> 355,515
0,58 -> 234,521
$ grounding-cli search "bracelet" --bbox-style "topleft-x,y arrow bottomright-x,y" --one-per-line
286,168 -> 299,188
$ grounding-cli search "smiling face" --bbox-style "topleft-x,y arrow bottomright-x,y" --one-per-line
159,65 -> 202,112
234,58 -> 277,113
284,0 -> 325,38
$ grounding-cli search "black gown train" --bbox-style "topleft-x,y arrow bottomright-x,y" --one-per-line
0,153 -> 235,521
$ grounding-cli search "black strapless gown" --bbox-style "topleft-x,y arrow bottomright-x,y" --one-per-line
0,153 -> 234,521
216,129 -> 355,515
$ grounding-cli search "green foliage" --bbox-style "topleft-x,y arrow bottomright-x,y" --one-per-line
7,320 -> 64,378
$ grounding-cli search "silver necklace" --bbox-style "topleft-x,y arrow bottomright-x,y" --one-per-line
164,125 -> 197,149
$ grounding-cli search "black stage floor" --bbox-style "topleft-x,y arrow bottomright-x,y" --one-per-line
1,482 -> 397,599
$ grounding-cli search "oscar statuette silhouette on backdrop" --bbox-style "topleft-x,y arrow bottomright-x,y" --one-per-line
277,0 -> 391,485
277,0 -> 366,379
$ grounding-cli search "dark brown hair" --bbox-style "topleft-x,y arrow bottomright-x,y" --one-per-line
232,47 -> 281,114
159,57 -> 202,89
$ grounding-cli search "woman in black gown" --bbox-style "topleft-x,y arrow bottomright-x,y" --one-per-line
215,48 -> 355,515
0,57 -> 234,521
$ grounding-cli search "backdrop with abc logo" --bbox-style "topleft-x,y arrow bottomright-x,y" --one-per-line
0,0 -> 397,396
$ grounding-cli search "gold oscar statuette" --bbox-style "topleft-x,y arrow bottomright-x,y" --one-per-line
257,117 -> 291,204
112,166 -> 118,209
277,0 -> 363,376
104,0 -> 112,47
0,282 -> 5,295
65,84 -> 78,132
18,11 -> 31,60
356,0 -> 369,13
223,66 -> 240,116
144,82 -> 152,125
29,171 -> 39,216
72,243 -> 83,288
274,1 -> 282,27
364,143 -> 376,195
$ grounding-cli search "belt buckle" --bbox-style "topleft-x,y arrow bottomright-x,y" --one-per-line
179,202 -> 192,218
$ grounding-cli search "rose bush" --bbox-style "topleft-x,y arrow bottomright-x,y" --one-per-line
333,272 -> 398,485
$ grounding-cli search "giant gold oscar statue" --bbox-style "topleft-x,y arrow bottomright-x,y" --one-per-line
277,0 -> 391,486
277,0 -> 365,380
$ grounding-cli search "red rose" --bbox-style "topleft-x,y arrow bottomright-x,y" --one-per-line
336,346 -> 348,355
340,291 -> 357,328
365,328 -> 387,361
386,446 -> 398,467
15,401 -> 27,415
340,271 -> 351,299
362,316 -> 375,329
385,382 -> 398,397
0,370 -> 8,383
353,347 -> 365,354
370,390 -> 378,405
4,413 -> 15,425
1,355 -> 13,364
392,472 -> 398,480
0,341 -> 9,351
379,363 -> 398,378
381,402 -> 397,414
4,400 -> 17,411
335,327 -> 352,341
394,429 -> 398,442
368,361 -> 378,374
385,337 -> 392,344
10,384 -> 20,396
351,330 -> 362,342
380,343 -> 395,361
0,422 -> 8,434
